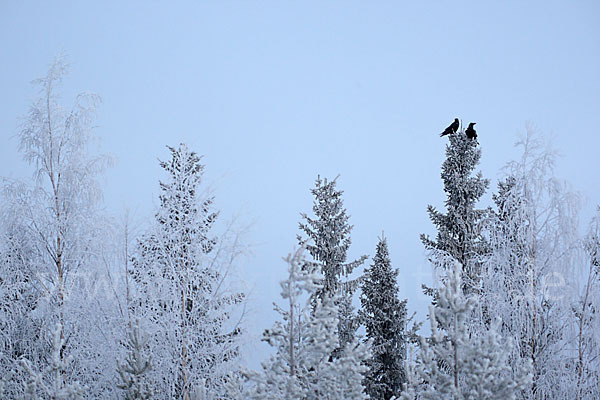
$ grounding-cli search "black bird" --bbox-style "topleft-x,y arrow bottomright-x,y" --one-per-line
465,122 -> 477,140
441,118 -> 459,137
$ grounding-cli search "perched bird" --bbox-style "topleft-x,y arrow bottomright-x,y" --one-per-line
440,118 -> 459,137
465,122 -> 477,140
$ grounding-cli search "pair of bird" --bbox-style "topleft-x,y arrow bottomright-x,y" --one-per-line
441,118 -> 477,140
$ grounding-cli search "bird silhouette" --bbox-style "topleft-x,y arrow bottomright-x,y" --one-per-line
440,118 -> 459,137
465,122 -> 477,140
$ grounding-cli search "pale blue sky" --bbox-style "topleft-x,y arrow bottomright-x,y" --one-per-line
2,1 -> 599,366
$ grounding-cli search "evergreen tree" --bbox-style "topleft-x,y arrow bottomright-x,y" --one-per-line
402,261 -> 531,400
20,323 -> 86,400
132,144 -> 244,399
116,320 -> 153,400
298,176 -> 367,351
360,236 -> 408,399
421,128 -> 489,294
246,247 -> 369,400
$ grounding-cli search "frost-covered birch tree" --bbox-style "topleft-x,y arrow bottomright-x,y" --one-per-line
360,235 -> 408,399
131,144 -> 245,399
245,247 -> 369,400
421,128 -> 489,295
298,176 -> 367,352
480,129 -> 579,399
570,207 -> 600,399
0,212 -> 41,393
0,55 -> 113,397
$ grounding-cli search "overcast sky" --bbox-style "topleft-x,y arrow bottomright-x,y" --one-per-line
2,1 -> 599,367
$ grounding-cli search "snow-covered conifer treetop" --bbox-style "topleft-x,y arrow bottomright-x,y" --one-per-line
298,176 -> 367,299
360,235 -> 409,400
131,143 -> 245,399
422,128 -> 489,294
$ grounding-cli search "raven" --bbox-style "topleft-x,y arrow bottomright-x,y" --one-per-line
465,122 -> 477,140
440,118 -> 459,137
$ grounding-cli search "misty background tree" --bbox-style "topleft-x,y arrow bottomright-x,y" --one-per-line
480,130 -> 581,399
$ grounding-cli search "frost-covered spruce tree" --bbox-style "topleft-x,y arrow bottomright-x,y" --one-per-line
132,144 -> 245,399
116,320 -> 153,400
421,128 -> 489,294
246,247 -> 369,400
21,323 -> 85,399
298,176 -> 367,351
402,261 -> 530,400
481,130 -> 579,399
359,235 -> 408,399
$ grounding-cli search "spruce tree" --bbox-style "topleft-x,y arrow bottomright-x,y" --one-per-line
246,248 -> 369,400
20,323 -> 86,399
298,176 -> 367,351
116,320 -> 153,400
359,236 -> 408,399
421,128 -> 489,294
132,144 -> 244,399
402,262 -> 531,400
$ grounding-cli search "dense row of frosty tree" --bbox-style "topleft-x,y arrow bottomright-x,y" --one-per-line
1,58 -> 598,399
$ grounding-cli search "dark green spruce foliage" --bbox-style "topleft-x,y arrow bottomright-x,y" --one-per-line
360,237 -> 407,400
421,130 -> 489,294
